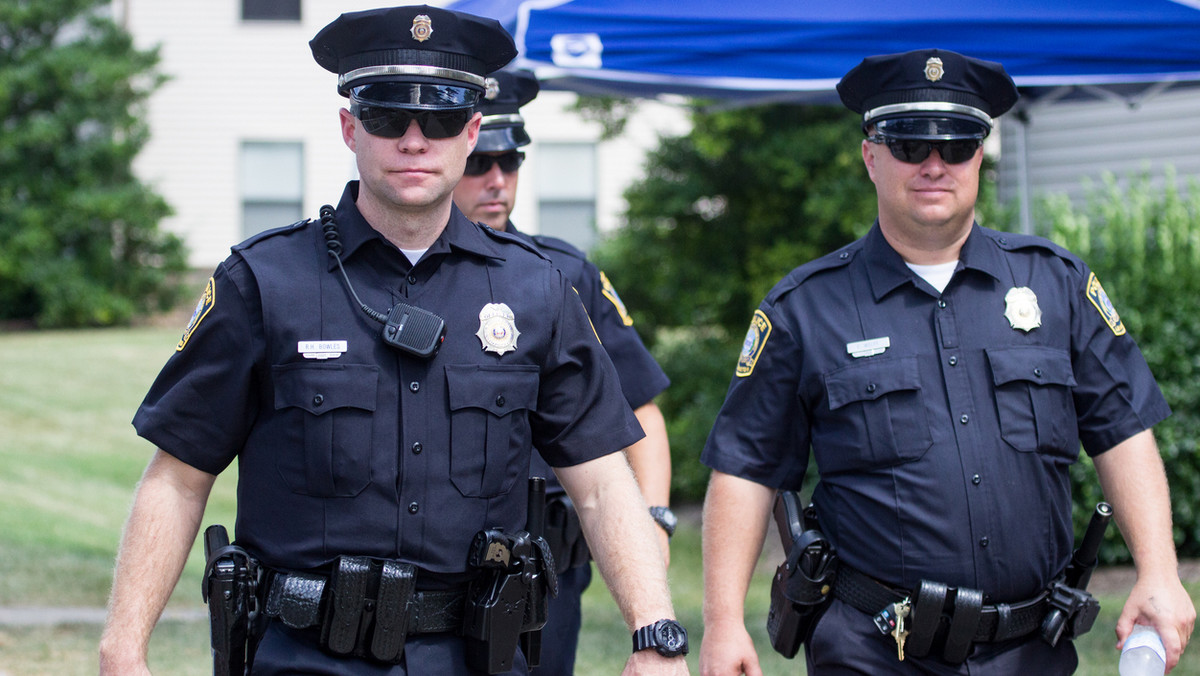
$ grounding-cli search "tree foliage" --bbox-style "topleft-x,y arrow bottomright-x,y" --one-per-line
0,0 -> 185,327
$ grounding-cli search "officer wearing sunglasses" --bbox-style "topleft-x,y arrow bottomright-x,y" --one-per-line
453,69 -> 679,674
100,6 -> 689,676
700,48 -> 1192,675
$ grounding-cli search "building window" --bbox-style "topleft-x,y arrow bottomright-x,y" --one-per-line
536,142 -> 597,250
242,0 -> 300,21
241,141 -> 303,238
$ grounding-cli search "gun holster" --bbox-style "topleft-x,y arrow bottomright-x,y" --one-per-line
1039,577 -> 1100,647
544,494 -> 590,574
767,497 -> 838,658
202,524 -> 262,676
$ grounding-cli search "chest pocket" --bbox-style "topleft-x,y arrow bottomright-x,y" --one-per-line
272,363 -> 379,497
446,364 -> 540,498
987,346 -> 1078,457
819,356 -> 932,474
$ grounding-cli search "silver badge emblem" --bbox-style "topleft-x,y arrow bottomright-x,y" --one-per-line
411,14 -> 433,42
476,303 -> 520,355
925,57 -> 945,82
484,77 -> 500,101
1004,287 -> 1042,332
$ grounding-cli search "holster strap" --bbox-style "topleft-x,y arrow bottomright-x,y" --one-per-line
833,564 -> 1050,644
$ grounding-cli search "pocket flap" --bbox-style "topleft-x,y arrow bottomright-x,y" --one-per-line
986,346 -> 1076,388
273,363 -> 379,415
825,356 -> 921,411
446,364 -> 539,416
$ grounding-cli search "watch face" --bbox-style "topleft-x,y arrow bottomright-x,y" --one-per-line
655,621 -> 687,653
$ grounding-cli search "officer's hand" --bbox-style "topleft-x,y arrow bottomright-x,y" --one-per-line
623,649 -> 690,675
1116,573 -> 1196,672
98,650 -> 152,676
698,619 -> 762,676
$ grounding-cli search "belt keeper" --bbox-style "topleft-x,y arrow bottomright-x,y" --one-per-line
993,602 -> 1014,641
906,580 -> 947,658
943,587 -> 984,663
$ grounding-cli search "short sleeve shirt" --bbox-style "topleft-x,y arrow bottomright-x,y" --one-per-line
702,222 -> 1169,601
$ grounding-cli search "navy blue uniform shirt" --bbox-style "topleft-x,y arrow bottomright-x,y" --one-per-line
702,222 -> 1169,602
505,223 -> 670,495
134,182 -> 643,575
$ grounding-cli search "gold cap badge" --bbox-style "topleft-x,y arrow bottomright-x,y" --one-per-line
476,303 -> 520,355
925,57 -> 945,82
1003,287 -> 1042,332
411,14 -> 433,42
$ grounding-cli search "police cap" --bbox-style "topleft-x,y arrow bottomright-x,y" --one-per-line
310,5 -> 517,111
475,69 -> 540,153
837,48 -> 1018,139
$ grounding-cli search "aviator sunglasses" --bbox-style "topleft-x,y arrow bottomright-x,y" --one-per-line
463,151 -> 526,176
351,103 -> 473,140
867,135 -> 983,165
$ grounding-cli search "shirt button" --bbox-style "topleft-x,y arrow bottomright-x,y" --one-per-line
866,383 -> 876,394
312,394 -> 324,407
938,300 -> 947,309
972,474 -> 982,485
839,252 -> 849,260
980,536 -> 990,547
409,381 -> 420,393
496,395 -> 506,407
1033,367 -> 1043,377
408,502 -> 419,514
960,414 -> 970,424
412,442 -> 422,455
948,356 -> 958,366
407,275 -> 418,284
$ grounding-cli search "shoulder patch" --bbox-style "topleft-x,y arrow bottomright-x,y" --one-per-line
1086,272 -> 1125,336
736,310 -> 772,377
599,271 -> 635,327
177,277 -> 215,351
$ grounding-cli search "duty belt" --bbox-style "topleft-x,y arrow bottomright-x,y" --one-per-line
263,557 -> 469,663
834,564 -> 1051,653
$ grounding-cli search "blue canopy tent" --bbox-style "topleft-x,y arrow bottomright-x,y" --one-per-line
447,0 -> 1200,103
449,0 -> 1200,233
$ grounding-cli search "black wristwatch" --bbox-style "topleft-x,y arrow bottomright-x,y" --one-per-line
648,506 -> 677,538
632,618 -> 689,657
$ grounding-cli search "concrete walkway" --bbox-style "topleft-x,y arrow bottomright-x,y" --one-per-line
0,605 -> 206,626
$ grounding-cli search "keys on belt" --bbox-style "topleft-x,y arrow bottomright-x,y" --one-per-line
873,597 -> 911,661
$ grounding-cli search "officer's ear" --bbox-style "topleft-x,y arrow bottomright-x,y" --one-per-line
464,111 -> 482,154
339,107 -> 358,152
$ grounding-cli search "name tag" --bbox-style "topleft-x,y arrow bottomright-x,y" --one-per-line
298,340 -> 347,360
846,337 -> 890,359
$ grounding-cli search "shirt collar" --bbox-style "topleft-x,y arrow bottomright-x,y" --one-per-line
864,221 -> 1006,300
329,181 -> 506,268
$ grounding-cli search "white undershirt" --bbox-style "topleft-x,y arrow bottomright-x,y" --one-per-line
905,260 -> 959,294
400,248 -> 428,265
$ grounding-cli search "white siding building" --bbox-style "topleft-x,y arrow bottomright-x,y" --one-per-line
117,0 -> 689,269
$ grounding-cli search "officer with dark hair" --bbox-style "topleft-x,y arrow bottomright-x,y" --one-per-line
453,68 -> 676,674
99,6 -> 688,675
699,48 -> 1195,674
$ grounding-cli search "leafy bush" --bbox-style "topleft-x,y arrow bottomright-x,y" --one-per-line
0,0 -> 186,327
1040,169 -> 1200,563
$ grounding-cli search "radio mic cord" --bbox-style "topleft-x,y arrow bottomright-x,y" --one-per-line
320,204 -> 388,325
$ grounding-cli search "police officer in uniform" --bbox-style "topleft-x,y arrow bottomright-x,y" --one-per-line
698,49 -> 1195,675
453,68 -> 676,674
99,7 -> 689,675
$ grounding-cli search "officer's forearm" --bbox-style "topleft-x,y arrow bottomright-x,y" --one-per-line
1093,429 -> 1178,579
625,402 -> 672,508
100,450 -> 215,671
701,471 -> 773,628
556,452 -> 677,630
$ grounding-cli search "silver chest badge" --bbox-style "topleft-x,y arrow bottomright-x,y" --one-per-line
1004,287 -> 1042,332
476,303 -> 520,355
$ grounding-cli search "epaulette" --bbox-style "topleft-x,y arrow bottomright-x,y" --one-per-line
765,240 -> 862,303
530,234 -> 587,262
477,222 -> 551,262
978,227 -> 1085,273
231,218 -> 311,253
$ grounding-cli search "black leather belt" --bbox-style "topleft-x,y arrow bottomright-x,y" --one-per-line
833,564 -> 1050,643
264,568 -> 468,634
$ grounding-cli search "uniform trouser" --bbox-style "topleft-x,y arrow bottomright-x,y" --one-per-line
530,563 -> 593,674
805,598 -> 1079,675
251,620 -> 530,675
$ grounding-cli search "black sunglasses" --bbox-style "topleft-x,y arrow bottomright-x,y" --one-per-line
350,103 -> 472,140
463,151 -> 526,176
867,136 -> 982,165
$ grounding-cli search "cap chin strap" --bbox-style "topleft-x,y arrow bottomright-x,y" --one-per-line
863,101 -> 993,129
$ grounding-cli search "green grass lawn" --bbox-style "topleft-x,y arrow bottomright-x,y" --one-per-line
1,326 -> 1197,674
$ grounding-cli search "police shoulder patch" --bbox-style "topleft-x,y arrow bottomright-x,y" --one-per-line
1086,272 -> 1125,336
599,271 -> 634,327
177,277 -> 215,351
736,310 -> 772,378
